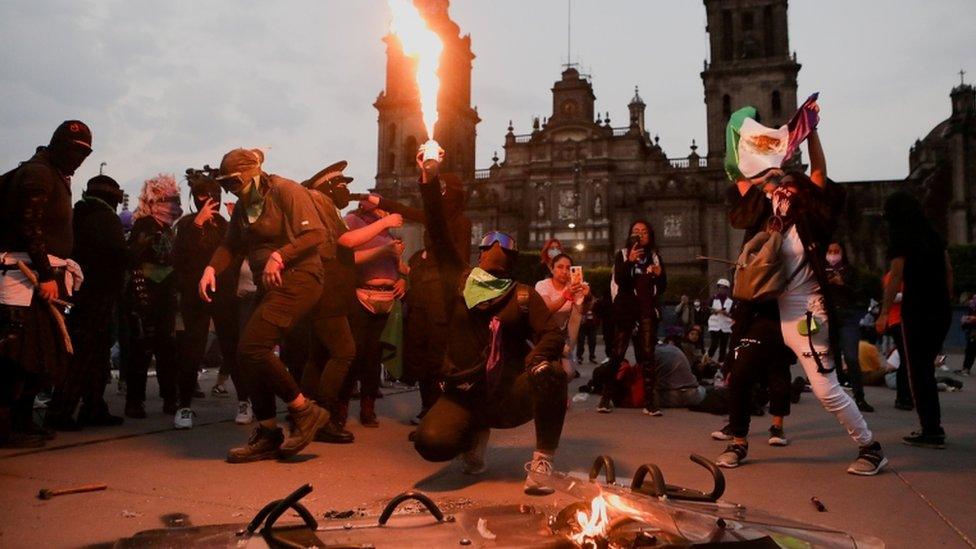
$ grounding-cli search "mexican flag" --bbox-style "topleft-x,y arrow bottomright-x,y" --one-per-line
724,92 -> 820,181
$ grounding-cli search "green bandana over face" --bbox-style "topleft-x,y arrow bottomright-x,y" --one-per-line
241,176 -> 264,223
463,267 -> 514,309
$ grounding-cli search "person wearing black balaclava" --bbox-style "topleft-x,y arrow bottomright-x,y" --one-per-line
410,151 -> 565,496
171,169 -> 244,430
363,173 -> 471,423
296,163 -> 403,443
201,148 -> 330,463
45,175 -> 127,430
0,120 -> 92,447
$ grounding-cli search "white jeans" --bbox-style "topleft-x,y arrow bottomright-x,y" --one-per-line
778,287 -> 873,446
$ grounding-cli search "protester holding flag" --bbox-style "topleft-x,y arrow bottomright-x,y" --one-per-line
715,97 -> 886,476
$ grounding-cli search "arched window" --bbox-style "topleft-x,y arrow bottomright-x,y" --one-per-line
722,94 -> 731,119
771,90 -> 782,117
403,135 -> 418,170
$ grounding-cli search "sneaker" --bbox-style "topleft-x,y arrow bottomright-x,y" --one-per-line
278,401 -> 329,458
211,384 -> 230,398
235,401 -> 253,425
768,426 -> 789,446
902,430 -> 946,449
461,429 -> 490,475
174,408 -> 194,430
227,425 -> 284,463
847,441 -> 888,475
315,421 -> 355,444
716,443 -> 748,468
596,395 -> 613,413
855,398 -> 875,413
642,407 -> 663,417
710,424 -> 733,441
523,452 -> 555,495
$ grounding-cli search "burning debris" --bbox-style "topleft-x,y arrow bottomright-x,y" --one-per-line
113,455 -> 884,548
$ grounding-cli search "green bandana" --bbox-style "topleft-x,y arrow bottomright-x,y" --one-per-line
241,176 -> 264,223
463,267 -> 514,309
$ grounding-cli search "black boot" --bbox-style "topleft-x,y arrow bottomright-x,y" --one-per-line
360,396 -> 379,428
315,421 -> 355,444
227,425 -> 284,463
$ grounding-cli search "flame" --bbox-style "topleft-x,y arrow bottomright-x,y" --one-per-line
572,495 -> 611,547
387,0 -> 443,140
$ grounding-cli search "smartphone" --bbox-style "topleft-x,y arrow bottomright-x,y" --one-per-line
570,265 -> 583,286
628,235 -> 640,249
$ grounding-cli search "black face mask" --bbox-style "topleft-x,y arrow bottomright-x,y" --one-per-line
48,141 -> 91,177
328,184 -> 351,209
477,244 -> 514,277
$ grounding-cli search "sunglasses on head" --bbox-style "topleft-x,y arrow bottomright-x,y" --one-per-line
479,231 -> 518,252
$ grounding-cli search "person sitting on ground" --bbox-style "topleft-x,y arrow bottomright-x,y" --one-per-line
410,151 -> 565,496
655,339 -> 706,408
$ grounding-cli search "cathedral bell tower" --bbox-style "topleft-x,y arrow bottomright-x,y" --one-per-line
701,0 -> 800,159
374,0 -> 479,194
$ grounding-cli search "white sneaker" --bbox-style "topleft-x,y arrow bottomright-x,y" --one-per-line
523,453 -> 555,495
174,408 -> 194,430
461,429 -> 490,475
235,401 -> 254,425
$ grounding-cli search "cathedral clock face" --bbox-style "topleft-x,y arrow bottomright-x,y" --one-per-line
560,99 -> 579,116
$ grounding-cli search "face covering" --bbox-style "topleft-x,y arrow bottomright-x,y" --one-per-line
826,253 -> 842,266
47,142 -> 91,177
329,184 -> 351,209
479,244 -> 513,276
150,199 -> 183,227
463,267 -> 514,309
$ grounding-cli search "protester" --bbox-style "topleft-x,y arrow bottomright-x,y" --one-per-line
535,253 -> 592,374
200,148 -> 329,462
824,241 -> 874,412
707,279 -> 734,364
410,154 -> 565,495
124,174 -> 182,419
876,192 -> 953,449
654,340 -> 706,408
576,295 -> 600,365
715,109 -> 885,475
674,295 -> 695,333
535,238 -> 564,283
0,120 -> 93,447
595,221 -> 667,416
681,325 -> 716,382
366,175 -> 471,424
340,197 -> 407,428
172,169 -> 244,429
957,295 -> 976,376
52,175 -> 126,429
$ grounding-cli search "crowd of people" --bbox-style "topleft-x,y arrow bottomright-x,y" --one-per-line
0,110 -> 966,494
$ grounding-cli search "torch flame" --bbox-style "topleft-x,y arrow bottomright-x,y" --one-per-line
387,0 -> 443,140
572,495 -> 611,547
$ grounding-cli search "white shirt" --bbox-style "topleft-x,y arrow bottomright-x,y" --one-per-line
781,226 -> 818,294
535,278 -> 573,329
707,296 -> 734,333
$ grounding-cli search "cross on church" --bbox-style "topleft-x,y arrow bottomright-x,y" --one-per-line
960,69 -> 967,86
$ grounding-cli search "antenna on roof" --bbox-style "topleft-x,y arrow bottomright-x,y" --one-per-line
563,0 -> 578,70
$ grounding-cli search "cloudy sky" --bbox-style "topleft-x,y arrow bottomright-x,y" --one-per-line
1,0 -> 972,205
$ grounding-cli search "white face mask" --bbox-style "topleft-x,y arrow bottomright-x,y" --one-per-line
547,247 -> 562,259
826,253 -> 842,266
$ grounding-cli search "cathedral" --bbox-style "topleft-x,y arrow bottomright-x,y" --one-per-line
374,0 -> 975,284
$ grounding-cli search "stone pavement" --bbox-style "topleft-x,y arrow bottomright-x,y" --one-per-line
0,358 -> 974,548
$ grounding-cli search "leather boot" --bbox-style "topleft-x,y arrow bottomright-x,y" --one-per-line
334,400 -> 349,429
279,401 -> 328,457
227,425 -> 284,463
315,401 -> 354,444
360,396 -> 379,428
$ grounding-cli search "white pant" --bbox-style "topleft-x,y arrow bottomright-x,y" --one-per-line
778,287 -> 873,446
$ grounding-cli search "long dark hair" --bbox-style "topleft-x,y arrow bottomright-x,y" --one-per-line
625,219 -> 657,250
884,192 -> 944,257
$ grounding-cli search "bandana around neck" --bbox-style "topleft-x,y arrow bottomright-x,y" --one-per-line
463,267 -> 514,309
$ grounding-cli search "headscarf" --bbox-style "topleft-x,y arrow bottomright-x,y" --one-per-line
134,173 -> 183,227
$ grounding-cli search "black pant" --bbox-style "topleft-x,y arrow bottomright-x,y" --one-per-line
576,324 -> 597,361
340,302 -> 390,402
600,315 -> 657,408
55,292 -> 117,418
414,368 -> 568,461
708,331 -> 730,363
402,305 -> 447,411
727,313 -> 792,438
177,293 -> 243,407
126,277 -> 178,405
902,315 -> 949,434
300,314 -> 356,409
962,334 -> 976,372
240,269 -> 323,421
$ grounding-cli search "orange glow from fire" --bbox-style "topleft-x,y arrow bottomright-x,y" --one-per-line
387,0 -> 443,140
572,495 -> 611,547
